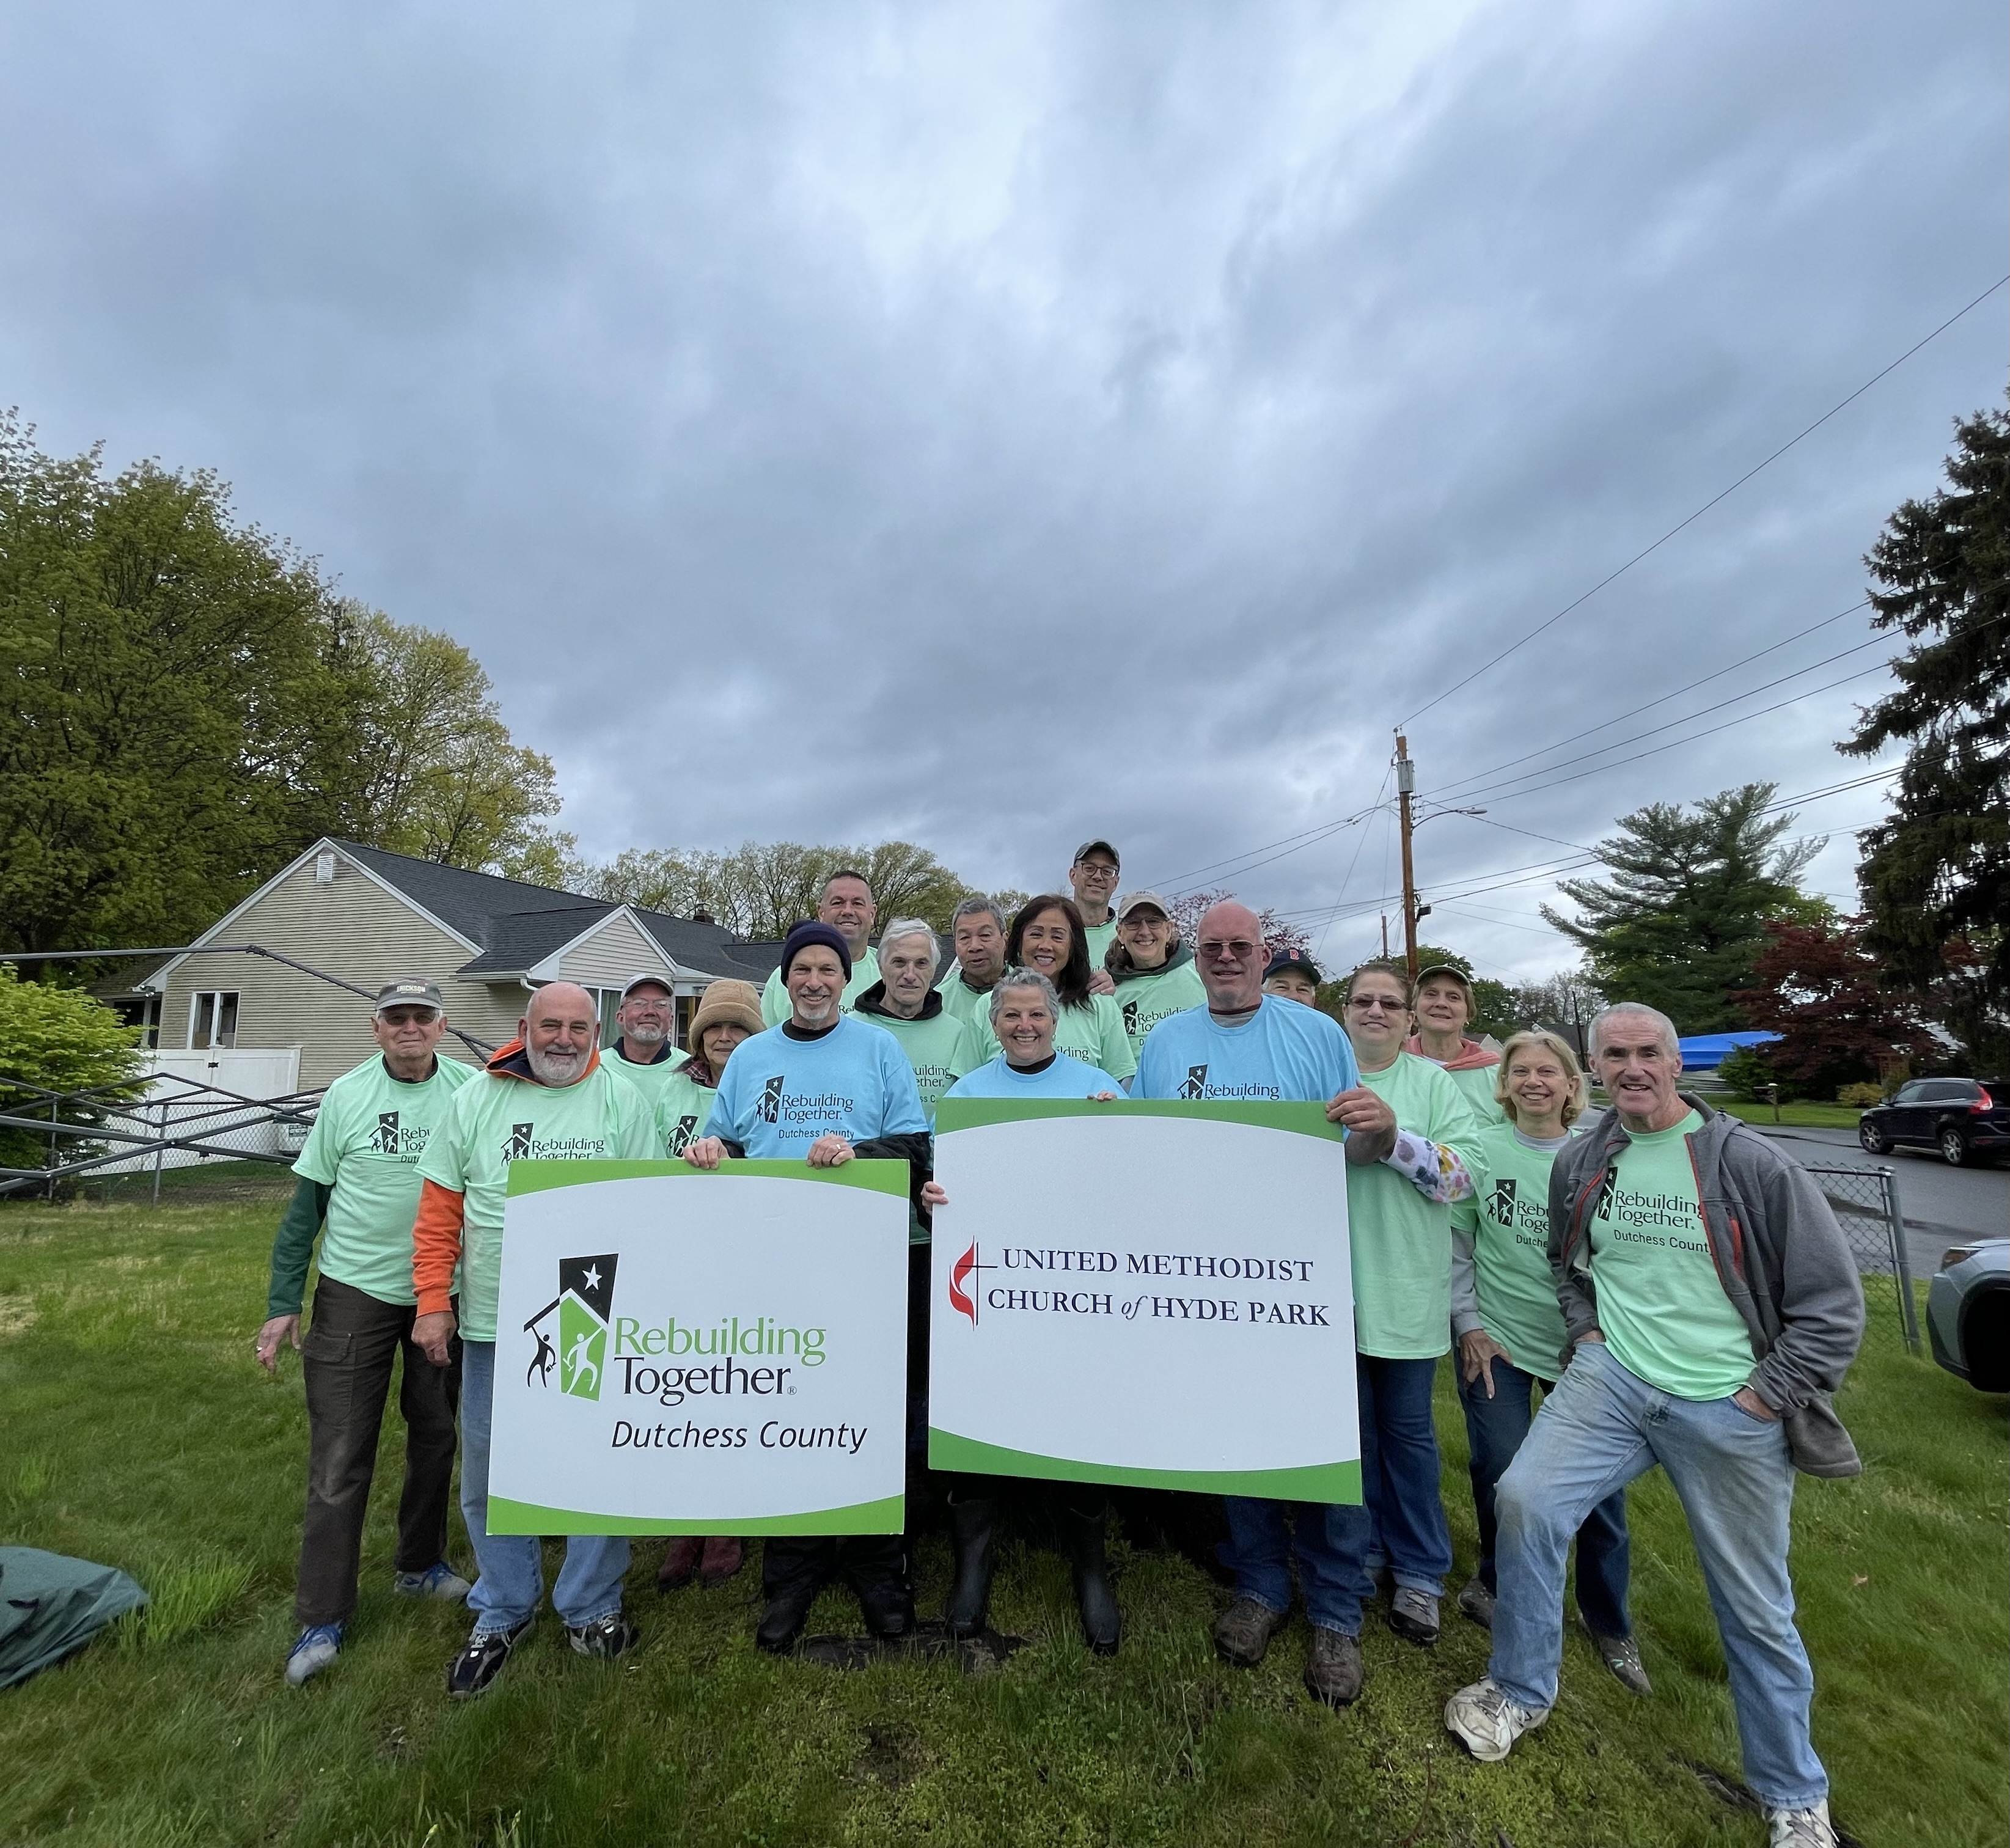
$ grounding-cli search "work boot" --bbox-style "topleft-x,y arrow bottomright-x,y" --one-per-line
1584,1623 -> 1652,1695
1456,1576 -> 1495,1629
854,1574 -> 916,1641
1059,1501 -> 1120,1657
699,1537 -> 745,1587
658,1537 -> 703,1591
1387,1585 -> 1440,1646
755,1550 -> 826,1657
943,1495 -> 999,1638
1304,1626 -> 1364,1707
1212,1596 -> 1286,1668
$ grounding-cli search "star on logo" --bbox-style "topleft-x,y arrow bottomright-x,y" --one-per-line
582,1263 -> 603,1294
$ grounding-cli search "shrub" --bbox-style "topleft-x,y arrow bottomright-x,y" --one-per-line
1716,1044 -> 1795,1101
0,966 -> 147,1178
1836,1082 -> 1884,1109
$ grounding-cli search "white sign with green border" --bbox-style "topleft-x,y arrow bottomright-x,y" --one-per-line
487,1159 -> 909,1535
929,1101 -> 1360,1502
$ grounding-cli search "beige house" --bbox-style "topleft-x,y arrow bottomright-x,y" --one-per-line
131,840 -> 783,1091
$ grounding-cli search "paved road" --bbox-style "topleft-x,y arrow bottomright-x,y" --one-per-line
1754,1125 -> 2008,1280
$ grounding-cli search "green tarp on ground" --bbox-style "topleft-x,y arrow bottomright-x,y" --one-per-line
0,1547 -> 148,1689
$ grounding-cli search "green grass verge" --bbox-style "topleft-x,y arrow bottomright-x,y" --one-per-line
1713,1102 -> 1866,1130
0,1203 -> 2003,1847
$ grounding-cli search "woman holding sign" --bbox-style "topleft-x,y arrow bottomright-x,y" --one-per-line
938,968 -> 1127,1653
1449,1031 -> 1646,1694
1338,961 -> 1480,1654
966,897 -> 1136,1088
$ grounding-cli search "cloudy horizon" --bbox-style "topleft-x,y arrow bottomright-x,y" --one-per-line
3,1 -> 2002,983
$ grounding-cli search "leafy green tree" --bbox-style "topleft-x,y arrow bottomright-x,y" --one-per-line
325,604 -> 568,879
0,415 -> 353,953
1539,783 -> 1827,1033
1842,402 -> 2009,1070
0,963 -> 145,1175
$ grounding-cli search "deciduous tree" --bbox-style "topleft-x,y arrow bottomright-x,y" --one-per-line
1731,917 -> 1935,1098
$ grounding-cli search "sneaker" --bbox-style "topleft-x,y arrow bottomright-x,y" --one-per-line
1304,1626 -> 1363,1706
1212,1596 -> 1287,1668
1456,1577 -> 1496,1629
1585,1623 -> 1652,1696
284,1623 -> 343,1687
446,1617 -> 532,1699
394,1562 -> 472,1602
1444,1678 -> 1550,1762
1387,1585 -> 1440,1646
1764,1800 -> 1838,1847
566,1612 -> 639,1660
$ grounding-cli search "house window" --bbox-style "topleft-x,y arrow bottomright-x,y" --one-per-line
190,991 -> 240,1050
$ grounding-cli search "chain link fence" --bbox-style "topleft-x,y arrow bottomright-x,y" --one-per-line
1804,1163 -> 1920,1352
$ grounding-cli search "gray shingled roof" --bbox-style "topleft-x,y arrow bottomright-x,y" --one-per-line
339,842 -> 785,983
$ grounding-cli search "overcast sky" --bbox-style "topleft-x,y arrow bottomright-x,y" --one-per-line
3,2 -> 2003,982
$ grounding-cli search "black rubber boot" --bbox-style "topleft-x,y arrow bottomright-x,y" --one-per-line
943,1496 -> 999,1638
842,1536 -> 914,1640
1059,1500 -> 1120,1657
756,1538 -> 829,1655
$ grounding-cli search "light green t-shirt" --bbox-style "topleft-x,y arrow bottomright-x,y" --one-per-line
967,990 -> 1137,1085
293,1054 -> 475,1307
934,970 -> 997,1035
857,1007 -> 977,1122
418,1062 -> 656,1341
1437,1060 -> 1508,1126
1589,1110 -> 1754,1400
1112,959 -> 1206,1046
1082,918 -> 1118,970
654,1066 -> 719,1156
760,947 -> 881,1027
1452,1122 -> 1569,1377
1347,1053 -> 1482,1358
604,1041 -> 690,1110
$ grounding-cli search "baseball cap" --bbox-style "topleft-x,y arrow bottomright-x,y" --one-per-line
1263,950 -> 1322,986
1413,962 -> 1475,1000
1115,889 -> 1172,922
374,980 -> 445,1014
618,972 -> 677,1001
1071,838 -> 1120,868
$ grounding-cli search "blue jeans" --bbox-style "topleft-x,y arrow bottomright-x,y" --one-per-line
1358,1354 -> 1453,1597
1223,1353 -> 1449,1632
1492,1340 -> 1827,1810
459,1341 -> 629,1637
1456,1351 -> 1630,1637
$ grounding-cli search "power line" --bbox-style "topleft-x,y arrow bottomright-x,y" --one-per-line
1429,598 -> 1869,799
1399,273 -> 2010,726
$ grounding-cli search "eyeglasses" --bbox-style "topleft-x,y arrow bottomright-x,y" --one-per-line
1348,996 -> 1409,1013
1198,940 -> 1259,959
1074,864 -> 1119,880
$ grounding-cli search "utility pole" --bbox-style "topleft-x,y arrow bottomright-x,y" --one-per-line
1379,915 -> 1390,960
1395,733 -> 1420,985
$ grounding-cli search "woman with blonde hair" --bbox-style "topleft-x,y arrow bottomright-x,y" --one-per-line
1448,1029 -> 1647,1695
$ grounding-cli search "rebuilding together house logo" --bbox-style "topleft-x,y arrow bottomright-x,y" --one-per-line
757,1076 -> 786,1124
524,1254 -> 621,1399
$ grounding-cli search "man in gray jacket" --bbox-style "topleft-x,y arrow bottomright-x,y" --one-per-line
1445,1003 -> 1862,1848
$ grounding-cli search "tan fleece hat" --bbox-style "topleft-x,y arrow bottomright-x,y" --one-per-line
686,978 -> 764,1048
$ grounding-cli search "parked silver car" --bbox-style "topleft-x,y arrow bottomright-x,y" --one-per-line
1926,1239 -> 2010,1392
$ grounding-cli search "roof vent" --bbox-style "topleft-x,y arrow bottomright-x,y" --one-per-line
692,908 -> 714,925
314,853 -> 337,885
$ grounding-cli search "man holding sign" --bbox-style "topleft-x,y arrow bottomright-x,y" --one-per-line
684,920 -> 939,1654
410,981 -> 656,1699
1132,901 -> 1398,1707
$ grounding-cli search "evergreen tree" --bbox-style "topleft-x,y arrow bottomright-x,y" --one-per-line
1539,783 -> 1825,1032
1842,402 -> 2009,1069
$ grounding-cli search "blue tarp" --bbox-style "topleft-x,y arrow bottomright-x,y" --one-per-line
1675,1030 -> 1781,1071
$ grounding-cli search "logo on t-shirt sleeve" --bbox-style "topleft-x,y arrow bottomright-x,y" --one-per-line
1179,1063 -> 1209,1100
758,1076 -> 785,1124
375,1110 -> 400,1154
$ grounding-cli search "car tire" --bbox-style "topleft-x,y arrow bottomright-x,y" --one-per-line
1939,1127 -> 1970,1167
1858,1121 -> 1891,1156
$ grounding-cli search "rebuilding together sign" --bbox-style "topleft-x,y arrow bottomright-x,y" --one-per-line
486,1103 -> 1361,1529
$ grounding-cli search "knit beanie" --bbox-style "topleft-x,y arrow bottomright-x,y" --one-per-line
781,920 -> 853,982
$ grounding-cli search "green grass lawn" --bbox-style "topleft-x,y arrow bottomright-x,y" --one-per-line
1,1202 -> 2003,1848
1712,1101 -> 1867,1131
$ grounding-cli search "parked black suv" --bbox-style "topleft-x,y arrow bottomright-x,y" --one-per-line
1858,1078 -> 2010,1167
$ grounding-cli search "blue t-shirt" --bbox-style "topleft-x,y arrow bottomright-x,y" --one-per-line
1133,996 -> 1359,1105
943,1053 -> 1128,1100
710,1015 -> 929,1157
